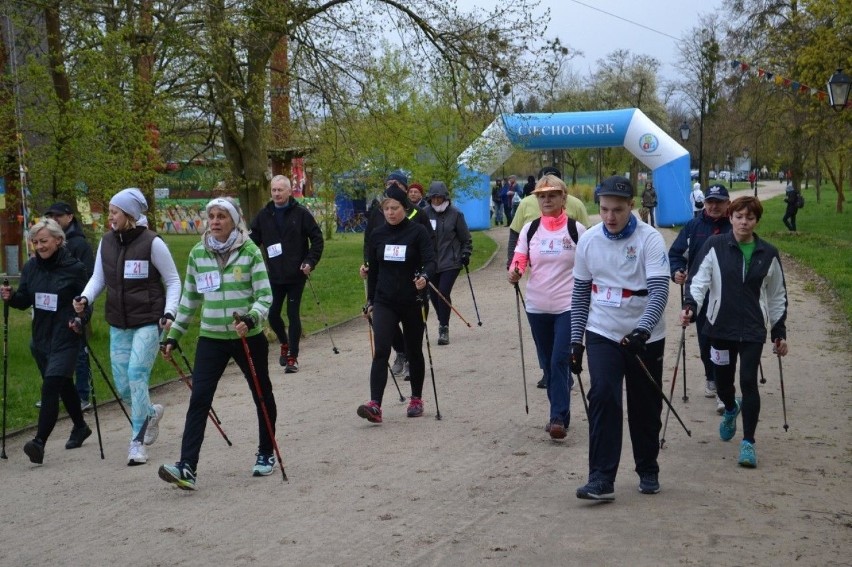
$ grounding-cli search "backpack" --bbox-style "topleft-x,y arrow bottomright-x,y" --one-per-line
693,190 -> 705,210
796,194 -> 805,209
526,217 -> 579,266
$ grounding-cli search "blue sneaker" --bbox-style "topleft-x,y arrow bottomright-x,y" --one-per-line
576,479 -> 615,502
252,453 -> 277,476
738,440 -> 758,468
638,472 -> 660,494
719,398 -> 742,441
159,462 -> 197,490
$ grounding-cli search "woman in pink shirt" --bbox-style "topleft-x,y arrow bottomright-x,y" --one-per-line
508,175 -> 586,440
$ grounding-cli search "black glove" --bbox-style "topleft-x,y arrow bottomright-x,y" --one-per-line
159,312 -> 175,328
569,343 -> 585,375
160,337 -> 178,353
621,328 -> 650,355
237,313 -> 257,330
461,255 -> 470,267
68,317 -> 84,334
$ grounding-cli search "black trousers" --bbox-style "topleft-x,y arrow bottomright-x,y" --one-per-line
268,281 -> 306,357
710,338 -> 762,443
37,375 -> 86,444
180,334 -> 275,468
429,269 -> 460,327
370,302 -> 425,405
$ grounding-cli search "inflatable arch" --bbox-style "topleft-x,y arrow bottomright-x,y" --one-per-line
454,109 -> 692,229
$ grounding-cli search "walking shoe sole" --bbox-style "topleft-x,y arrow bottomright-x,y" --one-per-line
158,465 -> 197,491
576,490 -> 615,502
285,366 -> 299,373
24,442 -> 45,464
253,467 -> 275,477
548,424 -> 567,440
128,458 -> 148,467
639,485 -> 661,494
65,427 -> 92,450
356,406 -> 382,423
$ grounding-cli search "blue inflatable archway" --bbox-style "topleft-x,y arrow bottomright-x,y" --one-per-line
454,109 -> 691,229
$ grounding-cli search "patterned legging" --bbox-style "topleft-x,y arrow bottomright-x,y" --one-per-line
110,324 -> 159,441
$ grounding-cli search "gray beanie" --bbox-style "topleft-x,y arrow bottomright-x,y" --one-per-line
110,188 -> 148,224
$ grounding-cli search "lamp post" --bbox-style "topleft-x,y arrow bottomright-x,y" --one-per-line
679,121 -> 691,143
827,68 -> 852,112
726,154 -> 732,191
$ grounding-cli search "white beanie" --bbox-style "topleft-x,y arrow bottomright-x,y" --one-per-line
110,188 -> 148,224
692,182 -> 701,192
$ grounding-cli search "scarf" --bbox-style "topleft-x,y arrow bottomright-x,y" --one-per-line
602,214 -> 638,241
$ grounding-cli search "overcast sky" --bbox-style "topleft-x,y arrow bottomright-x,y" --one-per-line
457,0 -> 726,80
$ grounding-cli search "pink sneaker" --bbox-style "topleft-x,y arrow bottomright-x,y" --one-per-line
406,397 -> 424,418
357,400 -> 382,423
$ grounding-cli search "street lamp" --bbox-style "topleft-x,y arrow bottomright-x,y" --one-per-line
679,121 -> 690,142
827,68 -> 852,112
726,154 -> 732,190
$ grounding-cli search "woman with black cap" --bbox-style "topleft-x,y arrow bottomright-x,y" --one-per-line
423,181 -> 472,346
73,188 -> 181,467
359,184 -> 436,423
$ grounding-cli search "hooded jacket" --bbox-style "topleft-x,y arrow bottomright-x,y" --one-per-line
250,199 -> 324,285
422,185 -> 472,273
8,247 -> 87,378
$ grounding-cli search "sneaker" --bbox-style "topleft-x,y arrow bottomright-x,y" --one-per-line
536,376 -> 547,389
738,440 -> 758,468
144,404 -> 165,446
128,440 -> 149,466
437,326 -> 449,345
390,353 -> 407,375
638,472 -> 660,494
407,396 -> 424,418
65,424 -> 92,449
80,400 -> 93,412
704,380 -> 717,397
278,343 -> 289,367
24,438 -> 45,464
285,356 -> 299,374
547,418 -> 567,440
403,362 -> 410,381
576,479 -> 615,501
158,461 -> 197,490
719,398 -> 742,441
715,396 -> 726,415
356,400 -> 382,423
252,453 -> 277,476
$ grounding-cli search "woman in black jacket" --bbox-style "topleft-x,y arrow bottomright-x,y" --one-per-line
423,181 -> 472,345
1,219 -> 92,464
359,185 -> 436,423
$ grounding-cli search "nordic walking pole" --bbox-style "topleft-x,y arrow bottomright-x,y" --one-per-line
1,278 -> 9,459
759,361 -> 766,384
233,313 -> 288,481
680,283 -> 689,402
162,353 -> 233,446
174,343 -> 222,425
306,274 -> 339,354
418,294 -> 442,420
427,280 -> 472,328
573,371 -> 589,420
512,278 -> 530,415
631,352 -> 691,437
463,265 -> 482,326
363,282 -> 403,402
774,340 -> 789,432
78,326 -> 132,426
69,317 -> 104,458
660,325 -> 686,449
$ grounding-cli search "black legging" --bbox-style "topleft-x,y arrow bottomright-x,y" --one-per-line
268,281 -> 305,356
370,302 -> 425,405
429,269 -> 460,327
782,205 -> 798,232
711,338 -> 762,443
37,375 -> 86,443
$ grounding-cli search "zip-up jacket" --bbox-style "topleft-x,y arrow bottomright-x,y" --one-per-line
249,199 -> 324,285
668,211 -> 732,278
367,218 -> 436,308
7,247 -> 87,378
684,232 -> 787,343
363,199 -> 435,263
422,204 -> 472,273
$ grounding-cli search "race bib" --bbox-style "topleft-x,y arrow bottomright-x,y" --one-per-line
593,286 -> 623,308
430,219 -> 437,230
196,271 -> 222,293
124,260 -> 149,279
266,243 -> 282,258
35,292 -> 58,312
539,238 -> 561,256
710,347 -> 730,366
384,244 -> 407,262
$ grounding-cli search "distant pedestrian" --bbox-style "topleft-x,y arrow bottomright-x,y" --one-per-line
690,183 -> 705,217
641,182 -> 658,227
782,183 -> 800,232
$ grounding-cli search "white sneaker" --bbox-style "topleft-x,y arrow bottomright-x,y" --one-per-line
715,396 -> 726,415
128,440 -> 148,466
144,404 -> 164,446
704,380 -> 717,398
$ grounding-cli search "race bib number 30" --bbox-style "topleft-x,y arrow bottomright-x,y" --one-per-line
196,271 -> 222,293
384,244 -> 407,262
124,260 -> 150,279
35,292 -> 59,312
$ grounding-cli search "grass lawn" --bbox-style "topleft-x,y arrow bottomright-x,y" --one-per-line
1,230 -> 497,431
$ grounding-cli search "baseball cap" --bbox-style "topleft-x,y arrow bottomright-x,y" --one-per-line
597,176 -> 634,198
704,184 -> 730,201
44,202 -> 74,216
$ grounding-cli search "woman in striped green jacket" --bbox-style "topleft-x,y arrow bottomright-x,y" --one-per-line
158,197 -> 276,490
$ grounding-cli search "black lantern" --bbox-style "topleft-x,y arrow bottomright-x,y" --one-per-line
679,121 -> 690,142
827,68 -> 851,112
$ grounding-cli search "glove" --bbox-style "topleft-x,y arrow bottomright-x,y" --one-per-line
237,313 -> 257,330
160,337 -> 178,354
621,328 -> 650,355
569,343 -> 585,375
68,317 -> 84,334
461,255 -> 470,267
159,312 -> 175,329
